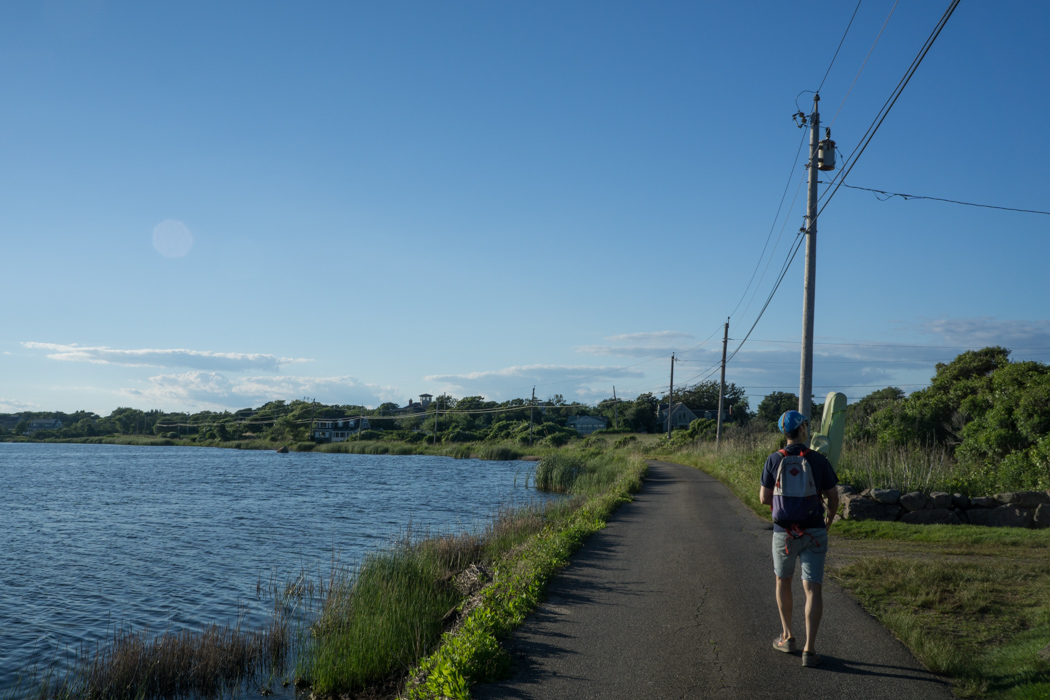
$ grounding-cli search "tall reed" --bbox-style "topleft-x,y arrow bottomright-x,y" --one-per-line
30,615 -> 287,700
837,442 -> 960,494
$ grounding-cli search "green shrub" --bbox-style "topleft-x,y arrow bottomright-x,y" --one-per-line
475,445 -> 523,461
443,430 -> 479,444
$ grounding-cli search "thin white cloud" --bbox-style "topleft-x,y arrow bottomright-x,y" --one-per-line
604,331 -> 694,343
0,398 -> 38,412
426,364 -> 645,401
578,330 -> 704,358
575,344 -> 676,358
123,372 -> 392,411
918,317 -> 1050,350
23,342 -> 311,372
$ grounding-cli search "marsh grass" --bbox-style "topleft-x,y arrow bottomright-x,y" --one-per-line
837,442 -> 960,494
312,439 -> 528,461
25,614 -> 288,700
534,453 -> 586,493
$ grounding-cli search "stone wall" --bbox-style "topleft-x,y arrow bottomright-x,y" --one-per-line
836,485 -> 1050,528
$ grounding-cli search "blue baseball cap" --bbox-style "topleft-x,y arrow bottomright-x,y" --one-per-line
778,410 -> 808,434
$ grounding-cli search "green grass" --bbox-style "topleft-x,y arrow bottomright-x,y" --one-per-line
657,438 -> 1050,699
294,449 -> 645,697
404,453 -> 648,699
302,541 -> 466,694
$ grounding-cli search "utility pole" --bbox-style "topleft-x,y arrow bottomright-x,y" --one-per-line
433,397 -> 439,446
716,318 -> 729,448
529,387 -> 536,447
612,386 -> 618,430
667,353 -> 676,439
799,93 -> 820,420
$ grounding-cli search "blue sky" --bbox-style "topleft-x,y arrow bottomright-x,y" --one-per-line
2,1 -> 1048,415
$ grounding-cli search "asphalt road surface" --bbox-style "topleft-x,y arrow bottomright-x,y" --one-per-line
474,460 -> 955,699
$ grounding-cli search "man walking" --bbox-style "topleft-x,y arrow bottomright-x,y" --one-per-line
759,410 -> 839,667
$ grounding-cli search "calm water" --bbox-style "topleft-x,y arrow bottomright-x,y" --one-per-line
0,443 -> 547,692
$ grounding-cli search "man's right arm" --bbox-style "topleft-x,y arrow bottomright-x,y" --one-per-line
759,457 -> 775,507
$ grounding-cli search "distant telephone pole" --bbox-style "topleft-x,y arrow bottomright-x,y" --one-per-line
612,386 -> 618,429
716,319 -> 729,447
799,94 -> 821,419
667,353 -> 676,439
433,397 -> 440,446
529,387 -> 536,447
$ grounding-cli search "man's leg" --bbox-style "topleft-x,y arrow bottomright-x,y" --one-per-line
775,576 -> 793,642
802,580 -> 823,652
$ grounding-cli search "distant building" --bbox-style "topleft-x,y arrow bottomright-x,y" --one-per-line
658,404 -> 725,431
391,394 -> 434,415
566,415 -> 608,436
313,417 -> 370,442
27,418 -> 63,434
0,415 -> 23,432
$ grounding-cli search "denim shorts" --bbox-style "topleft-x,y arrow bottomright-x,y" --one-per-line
772,528 -> 828,584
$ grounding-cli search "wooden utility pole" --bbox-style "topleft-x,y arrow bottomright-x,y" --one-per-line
612,386 -> 618,429
529,387 -> 536,447
799,94 -> 820,419
667,353 -> 676,439
716,319 -> 729,447
432,396 -> 438,446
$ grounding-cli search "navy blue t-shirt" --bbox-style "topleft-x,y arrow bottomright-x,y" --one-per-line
761,443 -> 838,533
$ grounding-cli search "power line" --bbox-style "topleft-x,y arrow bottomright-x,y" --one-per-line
838,182 -> 1050,216
746,339 -> 1050,350
818,0 -> 864,93
819,0 -> 962,217
725,231 -> 808,366
829,0 -> 899,129
731,160 -> 807,326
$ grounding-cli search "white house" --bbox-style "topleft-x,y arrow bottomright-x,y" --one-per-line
28,418 -> 63,434
313,417 -> 370,442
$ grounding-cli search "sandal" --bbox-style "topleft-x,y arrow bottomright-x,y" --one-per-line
772,635 -> 795,653
802,651 -> 822,667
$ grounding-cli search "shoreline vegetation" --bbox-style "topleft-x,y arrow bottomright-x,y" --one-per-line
8,447 -> 646,699
8,434 -> 538,461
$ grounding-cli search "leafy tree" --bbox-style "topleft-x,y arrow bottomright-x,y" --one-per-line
668,380 -> 751,423
868,347 -> 1050,491
621,393 -> 658,433
844,387 -> 905,442
756,392 -> 799,426
870,347 -> 1012,447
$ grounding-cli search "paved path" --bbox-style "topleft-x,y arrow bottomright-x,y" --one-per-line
474,460 -> 955,699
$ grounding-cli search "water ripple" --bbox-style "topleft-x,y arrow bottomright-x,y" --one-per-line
0,443 -> 548,691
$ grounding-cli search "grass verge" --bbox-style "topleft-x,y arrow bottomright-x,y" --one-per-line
654,440 -> 1050,699
401,453 -> 647,699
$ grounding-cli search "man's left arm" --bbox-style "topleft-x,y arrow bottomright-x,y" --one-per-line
821,459 -> 839,529
823,487 -> 839,530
